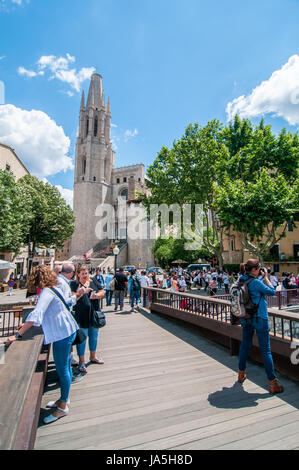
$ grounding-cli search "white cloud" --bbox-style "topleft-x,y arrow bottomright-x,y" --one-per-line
18,66 -> 44,78
124,128 -> 138,142
42,178 -> 73,209
226,55 -> 299,126
0,104 -> 73,178
55,185 -> 73,209
0,0 -> 27,9
18,53 -> 95,94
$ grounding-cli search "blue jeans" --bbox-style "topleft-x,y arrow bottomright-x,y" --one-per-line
130,289 -> 141,308
52,332 -> 76,402
105,290 -> 113,306
76,326 -> 99,357
239,317 -> 276,381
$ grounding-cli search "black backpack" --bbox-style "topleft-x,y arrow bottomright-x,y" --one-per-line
132,275 -> 141,290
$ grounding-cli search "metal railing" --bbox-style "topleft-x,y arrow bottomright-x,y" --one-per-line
0,307 -> 23,338
214,288 -> 299,310
143,287 -> 299,343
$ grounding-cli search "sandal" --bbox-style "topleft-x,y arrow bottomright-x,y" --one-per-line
46,399 -> 70,408
90,357 -> 104,364
43,405 -> 69,424
78,363 -> 87,373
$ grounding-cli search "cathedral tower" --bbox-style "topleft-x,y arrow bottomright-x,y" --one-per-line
71,73 -> 115,256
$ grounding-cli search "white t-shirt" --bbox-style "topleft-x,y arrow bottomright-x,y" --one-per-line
140,276 -> 149,288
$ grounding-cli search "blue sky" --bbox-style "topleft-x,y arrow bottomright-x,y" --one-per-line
1,0 -> 299,206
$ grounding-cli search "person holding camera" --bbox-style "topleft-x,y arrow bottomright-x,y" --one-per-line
70,266 -> 105,373
237,259 -> 284,394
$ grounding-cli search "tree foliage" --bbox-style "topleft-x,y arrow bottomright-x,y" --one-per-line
142,120 -> 228,266
17,175 -> 75,252
143,114 -> 299,264
216,115 -> 299,261
0,170 -> 30,253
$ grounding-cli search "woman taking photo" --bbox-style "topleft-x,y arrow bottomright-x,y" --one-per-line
238,259 -> 284,394
7,265 -> 78,424
70,266 -> 105,373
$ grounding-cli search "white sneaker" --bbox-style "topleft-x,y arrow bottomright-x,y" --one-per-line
71,359 -> 79,367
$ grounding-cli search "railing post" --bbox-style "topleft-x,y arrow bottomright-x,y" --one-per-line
278,292 -> 281,310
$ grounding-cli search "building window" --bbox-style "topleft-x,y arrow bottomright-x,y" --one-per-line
120,189 -> 128,200
294,244 -> 299,260
82,158 -> 86,175
86,118 -> 89,137
116,178 -> 120,184
230,238 -> 235,252
94,116 -> 98,137
287,221 -> 294,232
123,177 -> 127,183
93,176 -> 96,181
270,244 -> 280,259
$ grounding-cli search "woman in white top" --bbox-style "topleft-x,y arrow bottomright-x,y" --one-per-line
7,265 -> 79,424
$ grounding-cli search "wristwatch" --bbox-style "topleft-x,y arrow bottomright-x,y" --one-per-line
15,332 -> 22,340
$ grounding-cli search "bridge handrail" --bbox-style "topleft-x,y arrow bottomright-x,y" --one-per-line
141,287 -> 299,380
0,307 -> 49,450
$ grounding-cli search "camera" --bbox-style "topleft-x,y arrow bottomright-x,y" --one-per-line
259,267 -> 266,276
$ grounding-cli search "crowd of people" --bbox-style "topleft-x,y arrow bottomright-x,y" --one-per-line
155,266 -> 299,297
5,261 -> 298,425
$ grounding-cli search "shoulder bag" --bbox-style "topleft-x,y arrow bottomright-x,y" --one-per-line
50,287 -> 87,345
109,277 -> 116,291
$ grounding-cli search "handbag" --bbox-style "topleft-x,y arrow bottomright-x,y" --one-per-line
91,309 -> 106,328
109,277 -> 116,291
50,287 -> 87,345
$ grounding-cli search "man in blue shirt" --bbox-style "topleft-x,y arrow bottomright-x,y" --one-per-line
128,269 -> 141,313
237,259 -> 284,394
104,270 -> 114,306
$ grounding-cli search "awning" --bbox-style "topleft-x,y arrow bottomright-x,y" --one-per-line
0,260 -> 16,269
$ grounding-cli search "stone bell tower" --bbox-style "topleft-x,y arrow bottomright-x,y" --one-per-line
71,73 -> 115,256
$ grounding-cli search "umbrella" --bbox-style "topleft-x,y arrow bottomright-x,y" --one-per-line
0,259 -> 16,269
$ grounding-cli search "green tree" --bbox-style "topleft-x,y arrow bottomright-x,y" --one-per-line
142,121 -> 229,267
152,236 -> 213,269
0,170 -> 30,253
216,115 -> 299,262
215,169 -> 299,262
17,175 -> 75,270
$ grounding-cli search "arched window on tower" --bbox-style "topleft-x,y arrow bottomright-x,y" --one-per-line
120,189 -> 128,200
82,157 -> 86,175
86,118 -> 89,137
94,116 -> 98,137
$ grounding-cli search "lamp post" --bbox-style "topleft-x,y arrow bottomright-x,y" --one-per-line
113,245 -> 120,272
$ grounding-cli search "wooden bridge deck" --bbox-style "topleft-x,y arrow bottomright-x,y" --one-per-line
35,301 -> 299,450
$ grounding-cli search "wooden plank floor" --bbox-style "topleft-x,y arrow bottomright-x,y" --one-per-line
35,301 -> 299,450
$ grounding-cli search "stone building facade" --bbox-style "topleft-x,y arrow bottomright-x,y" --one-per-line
0,143 -> 30,282
70,74 -> 155,267
222,224 -> 299,274
0,142 -> 29,179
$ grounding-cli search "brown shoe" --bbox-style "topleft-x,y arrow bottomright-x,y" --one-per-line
238,370 -> 247,383
269,378 -> 284,394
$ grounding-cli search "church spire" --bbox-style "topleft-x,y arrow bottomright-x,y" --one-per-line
86,73 -> 104,109
80,90 -> 85,110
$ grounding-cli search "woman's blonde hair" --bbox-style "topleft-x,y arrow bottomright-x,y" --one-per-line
75,265 -> 91,283
28,265 -> 58,292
